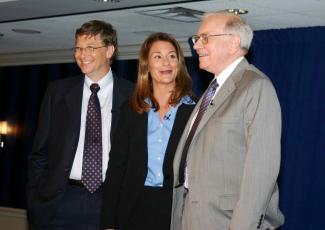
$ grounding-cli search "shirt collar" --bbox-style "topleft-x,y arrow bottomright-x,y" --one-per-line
214,56 -> 244,87
179,95 -> 195,106
84,68 -> 113,91
145,95 -> 195,109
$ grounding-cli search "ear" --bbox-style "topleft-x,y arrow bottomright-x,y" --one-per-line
230,35 -> 241,54
106,45 -> 115,59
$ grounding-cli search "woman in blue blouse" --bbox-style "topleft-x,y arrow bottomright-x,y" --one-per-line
101,32 -> 196,230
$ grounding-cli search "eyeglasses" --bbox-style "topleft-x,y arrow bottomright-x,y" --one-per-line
73,45 -> 106,54
191,33 -> 233,45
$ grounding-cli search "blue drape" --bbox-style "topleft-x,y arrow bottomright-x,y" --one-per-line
0,26 -> 324,229
250,27 -> 325,229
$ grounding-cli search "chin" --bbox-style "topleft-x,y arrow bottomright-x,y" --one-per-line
80,67 -> 92,74
199,63 -> 208,71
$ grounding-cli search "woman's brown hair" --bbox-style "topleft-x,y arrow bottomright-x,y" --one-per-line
130,32 -> 193,113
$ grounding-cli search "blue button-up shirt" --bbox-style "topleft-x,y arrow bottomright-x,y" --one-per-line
145,95 -> 195,187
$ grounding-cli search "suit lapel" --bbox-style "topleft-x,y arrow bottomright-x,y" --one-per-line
163,104 -> 193,185
111,72 -> 120,114
196,77 -> 236,133
193,58 -> 250,139
63,76 -> 84,162
65,76 -> 84,115
111,72 -> 127,141
179,101 -> 201,143
173,59 -> 250,184
130,111 -> 148,183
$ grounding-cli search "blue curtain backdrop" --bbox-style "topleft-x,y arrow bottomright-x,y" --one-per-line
249,27 -> 325,229
0,26 -> 324,229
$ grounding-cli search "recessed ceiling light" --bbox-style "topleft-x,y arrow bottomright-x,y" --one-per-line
0,33 -> 4,37
0,0 -> 18,3
93,0 -> 120,2
227,9 -> 248,15
139,7 -> 204,23
12,29 -> 41,34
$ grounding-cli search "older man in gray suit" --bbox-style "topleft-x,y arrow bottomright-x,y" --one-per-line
171,12 -> 285,230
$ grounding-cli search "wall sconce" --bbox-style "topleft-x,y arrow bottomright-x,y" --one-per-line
0,121 -> 8,148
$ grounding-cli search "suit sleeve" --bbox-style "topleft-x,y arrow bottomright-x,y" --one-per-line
230,77 -> 282,229
101,102 -> 131,229
27,84 -> 53,207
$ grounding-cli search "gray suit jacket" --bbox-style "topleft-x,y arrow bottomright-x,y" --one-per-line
171,58 -> 284,230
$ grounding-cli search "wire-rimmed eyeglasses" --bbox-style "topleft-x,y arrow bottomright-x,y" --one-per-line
191,34 -> 233,45
73,45 -> 106,54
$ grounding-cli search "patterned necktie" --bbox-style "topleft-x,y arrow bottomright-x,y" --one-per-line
178,78 -> 219,186
82,83 -> 102,193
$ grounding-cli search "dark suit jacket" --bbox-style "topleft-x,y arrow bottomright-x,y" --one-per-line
27,73 -> 133,227
100,101 -> 195,230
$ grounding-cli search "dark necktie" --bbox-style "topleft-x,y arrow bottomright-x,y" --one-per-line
178,78 -> 219,186
82,83 -> 102,193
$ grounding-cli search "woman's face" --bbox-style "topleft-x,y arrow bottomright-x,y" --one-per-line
148,41 -> 179,89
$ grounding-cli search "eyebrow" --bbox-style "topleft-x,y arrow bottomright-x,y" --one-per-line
75,43 -> 103,47
150,50 -> 177,55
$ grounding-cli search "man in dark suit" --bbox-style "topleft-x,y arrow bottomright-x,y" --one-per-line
27,20 -> 133,230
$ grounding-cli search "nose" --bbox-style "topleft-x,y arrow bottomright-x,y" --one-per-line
76,49 -> 88,58
80,48 -> 88,56
163,56 -> 170,65
193,39 -> 203,50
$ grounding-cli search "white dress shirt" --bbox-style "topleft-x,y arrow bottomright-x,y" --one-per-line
70,69 -> 114,181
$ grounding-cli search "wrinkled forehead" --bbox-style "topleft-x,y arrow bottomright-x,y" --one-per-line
197,15 -> 228,34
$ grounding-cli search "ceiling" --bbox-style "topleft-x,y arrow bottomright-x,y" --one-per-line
0,0 -> 325,66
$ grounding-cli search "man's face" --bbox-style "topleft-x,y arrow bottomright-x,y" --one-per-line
193,15 -> 235,75
74,34 -> 114,81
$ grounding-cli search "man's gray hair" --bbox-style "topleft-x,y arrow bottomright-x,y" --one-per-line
203,12 -> 253,51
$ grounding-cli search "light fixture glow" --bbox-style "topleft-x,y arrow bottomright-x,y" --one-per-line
0,121 -> 8,149
0,121 -> 8,135
227,9 -> 248,15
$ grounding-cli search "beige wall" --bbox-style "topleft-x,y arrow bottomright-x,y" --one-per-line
0,207 -> 28,230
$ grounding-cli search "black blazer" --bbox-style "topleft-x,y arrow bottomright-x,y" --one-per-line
101,101 -> 195,230
27,74 -> 133,226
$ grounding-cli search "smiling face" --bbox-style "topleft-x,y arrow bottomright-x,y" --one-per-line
74,34 -> 114,82
193,14 -> 240,75
148,41 -> 179,89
